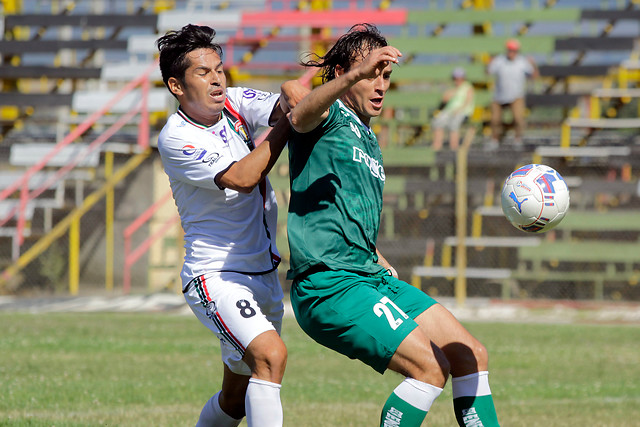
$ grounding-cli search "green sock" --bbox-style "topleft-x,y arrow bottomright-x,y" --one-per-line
453,395 -> 500,427
380,392 -> 427,427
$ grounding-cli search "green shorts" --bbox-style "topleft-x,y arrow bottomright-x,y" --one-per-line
290,269 -> 438,374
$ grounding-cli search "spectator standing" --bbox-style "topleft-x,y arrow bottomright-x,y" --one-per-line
486,39 -> 538,149
431,67 -> 475,151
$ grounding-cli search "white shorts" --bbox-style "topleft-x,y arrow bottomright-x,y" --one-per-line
183,270 -> 284,376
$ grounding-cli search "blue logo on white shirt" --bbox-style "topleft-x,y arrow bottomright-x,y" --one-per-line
181,145 -> 221,166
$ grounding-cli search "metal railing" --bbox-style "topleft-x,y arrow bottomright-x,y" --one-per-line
0,61 -> 157,293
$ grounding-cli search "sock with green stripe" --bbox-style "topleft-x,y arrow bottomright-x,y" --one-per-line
452,371 -> 500,427
380,378 -> 443,427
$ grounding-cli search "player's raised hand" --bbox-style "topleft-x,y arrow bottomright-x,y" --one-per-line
353,46 -> 402,81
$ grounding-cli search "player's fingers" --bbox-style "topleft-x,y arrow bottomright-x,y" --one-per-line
381,46 -> 402,62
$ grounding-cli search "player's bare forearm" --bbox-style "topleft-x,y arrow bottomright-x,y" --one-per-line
289,71 -> 359,133
216,115 -> 291,193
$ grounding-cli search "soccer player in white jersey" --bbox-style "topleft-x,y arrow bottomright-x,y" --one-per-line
156,24 -> 307,427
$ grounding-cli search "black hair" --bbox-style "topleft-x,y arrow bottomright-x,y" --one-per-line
301,23 -> 388,83
156,24 -> 223,90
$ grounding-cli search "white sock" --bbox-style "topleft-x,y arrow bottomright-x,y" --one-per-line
452,371 -> 492,398
195,391 -> 242,427
245,378 -> 283,427
395,378 -> 444,412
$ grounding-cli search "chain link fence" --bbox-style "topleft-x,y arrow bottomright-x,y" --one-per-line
1,131 -> 639,303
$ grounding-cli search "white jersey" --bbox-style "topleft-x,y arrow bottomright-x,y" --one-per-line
157,87 -> 281,286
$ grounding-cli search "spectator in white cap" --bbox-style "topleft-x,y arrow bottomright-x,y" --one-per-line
431,67 -> 475,151
486,38 -> 538,149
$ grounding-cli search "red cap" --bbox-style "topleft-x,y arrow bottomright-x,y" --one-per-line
506,39 -> 520,51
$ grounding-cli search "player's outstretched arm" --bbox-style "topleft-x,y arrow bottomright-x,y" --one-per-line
215,115 -> 291,193
290,46 -> 401,133
269,79 -> 310,125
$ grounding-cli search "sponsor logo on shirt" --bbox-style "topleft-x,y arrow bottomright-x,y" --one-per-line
353,146 -> 385,181
242,88 -> 271,102
242,89 -> 258,99
181,144 -> 221,166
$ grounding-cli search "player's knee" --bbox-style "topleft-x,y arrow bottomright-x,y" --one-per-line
473,341 -> 489,369
391,342 -> 450,388
247,336 -> 287,382
263,339 -> 288,370
445,339 -> 489,376
413,347 -> 450,388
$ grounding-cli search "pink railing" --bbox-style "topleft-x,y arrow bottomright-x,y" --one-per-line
223,4 -> 407,72
0,60 -> 156,258
122,189 -> 180,294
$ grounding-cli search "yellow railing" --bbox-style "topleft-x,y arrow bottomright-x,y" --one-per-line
0,61 -> 158,294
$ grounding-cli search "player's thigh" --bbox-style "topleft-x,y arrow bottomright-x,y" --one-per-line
376,276 -> 449,383
415,303 -> 488,375
386,318 -> 449,385
183,271 -> 284,375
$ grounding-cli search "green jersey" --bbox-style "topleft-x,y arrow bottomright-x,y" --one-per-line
287,100 -> 386,280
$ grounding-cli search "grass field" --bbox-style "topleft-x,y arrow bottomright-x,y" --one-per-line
1,310 -> 639,426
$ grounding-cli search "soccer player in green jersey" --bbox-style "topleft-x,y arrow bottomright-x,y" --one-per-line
285,24 -> 501,427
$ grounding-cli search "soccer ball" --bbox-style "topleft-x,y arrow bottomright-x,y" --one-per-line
501,164 -> 570,233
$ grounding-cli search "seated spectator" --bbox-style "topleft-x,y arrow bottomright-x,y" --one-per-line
431,67 -> 475,151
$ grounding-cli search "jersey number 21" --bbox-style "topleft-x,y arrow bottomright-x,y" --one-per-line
374,296 -> 409,330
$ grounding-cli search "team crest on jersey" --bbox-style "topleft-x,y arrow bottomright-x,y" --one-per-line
233,120 -> 250,141
350,122 -> 362,138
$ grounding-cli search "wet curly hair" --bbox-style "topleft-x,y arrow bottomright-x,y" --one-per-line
301,23 -> 388,83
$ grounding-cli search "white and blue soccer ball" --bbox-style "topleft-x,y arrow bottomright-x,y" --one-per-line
501,164 -> 570,233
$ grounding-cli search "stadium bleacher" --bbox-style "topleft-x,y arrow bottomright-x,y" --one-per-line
0,0 -> 638,302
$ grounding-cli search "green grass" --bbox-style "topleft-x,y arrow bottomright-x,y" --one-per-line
1,311 -> 639,426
